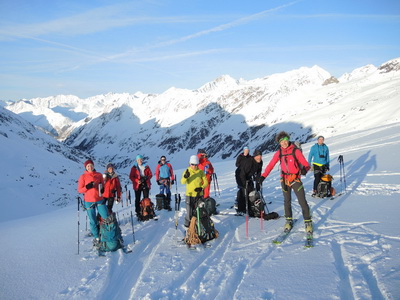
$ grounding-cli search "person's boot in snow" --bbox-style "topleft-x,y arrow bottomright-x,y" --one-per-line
284,218 -> 293,232
304,219 -> 313,234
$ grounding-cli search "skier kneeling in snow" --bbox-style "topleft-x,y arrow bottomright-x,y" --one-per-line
181,155 -> 208,227
78,159 -> 109,246
258,132 -> 313,234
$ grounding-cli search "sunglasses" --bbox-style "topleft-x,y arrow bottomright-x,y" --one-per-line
191,164 -> 198,166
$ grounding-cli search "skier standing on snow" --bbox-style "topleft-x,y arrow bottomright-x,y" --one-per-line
103,163 -> 122,213
235,150 -> 263,215
197,149 -> 214,199
258,132 -> 313,233
77,159 -> 109,246
236,146 -> 251,168
181,155 -> 208,227
129,155 -> 153,216
308,136 -> 330,197
155,155 -> 175,206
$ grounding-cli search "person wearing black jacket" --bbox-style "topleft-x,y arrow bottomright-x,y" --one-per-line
235,150 -> 263,215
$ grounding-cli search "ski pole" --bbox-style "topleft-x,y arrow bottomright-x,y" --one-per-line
77,196 -> 80,255
260,183 -> 270,214
245,181 -> 249,239
130,210 -> 136,244
214,173 -> 221,196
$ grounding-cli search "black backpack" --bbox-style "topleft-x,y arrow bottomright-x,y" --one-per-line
317,181 -> 330,198
247,191 -> 264,218
155,193 -> 172,210
195,201 -> 219,243
204,197 -> 217,216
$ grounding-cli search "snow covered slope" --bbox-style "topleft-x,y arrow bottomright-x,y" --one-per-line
0,106 -> 87,221
1,122 -> 399,300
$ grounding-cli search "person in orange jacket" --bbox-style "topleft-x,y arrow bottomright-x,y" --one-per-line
103,163 -> 122,213
129,155 -> 153,216
78,159 -> 109,245
197,149 -> 214,199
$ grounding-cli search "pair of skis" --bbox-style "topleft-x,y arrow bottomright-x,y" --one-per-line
272,219 -> 314,248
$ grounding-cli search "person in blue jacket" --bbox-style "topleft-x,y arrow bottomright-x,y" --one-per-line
308,136 -> 330,196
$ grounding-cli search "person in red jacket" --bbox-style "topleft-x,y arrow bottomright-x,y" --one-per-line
103,163 -> 122,213
197,149 -> 214,198
259,131 -> 313,234
77,159 -> 109,245
129,155 -> 153,216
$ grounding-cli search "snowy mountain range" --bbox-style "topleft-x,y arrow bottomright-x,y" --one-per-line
1,57 -> 399,219
3,58 -> 400,174
1,58 -> 400,299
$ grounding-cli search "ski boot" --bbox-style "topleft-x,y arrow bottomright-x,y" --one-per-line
284,218 -> 294,233
304,219 -> 313,234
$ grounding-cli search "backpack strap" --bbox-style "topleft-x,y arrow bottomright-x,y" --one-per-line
279,147 -> 300,176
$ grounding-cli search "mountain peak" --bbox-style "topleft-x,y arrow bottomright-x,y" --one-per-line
378,58 -> 400,73
196,75 -> 239,93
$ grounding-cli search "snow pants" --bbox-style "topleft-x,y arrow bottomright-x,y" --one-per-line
184,196 -> 200,227
159,180 -> 171,200
84,199 -> 109,238
281,180 -> 311,220
313,165 -> 326,192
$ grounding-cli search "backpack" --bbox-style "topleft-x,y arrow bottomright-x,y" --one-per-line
139,198 -> 156,221
247,191 -> 264,218
184,200 -> 219,245
204,197 -> 217,216
317,181 -> 331,198
279,142 -> 307,176
155,194 -> 165,210
321,174 -> 336,196
98,213 -> 123,252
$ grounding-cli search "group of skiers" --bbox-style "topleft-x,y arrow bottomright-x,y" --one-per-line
77,131 -> 330,248
235,131 -> 330,235
77,149 -> 215,243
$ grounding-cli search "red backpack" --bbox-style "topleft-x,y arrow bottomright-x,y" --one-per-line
139,198 -> 156,221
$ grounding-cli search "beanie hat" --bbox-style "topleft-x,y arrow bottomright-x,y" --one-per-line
276,131 -> 290,143
106,163 -> 114,169
189,155 -> 199,165
198,148 -> 206,155
84,159 -> 94,168
253,150 -> 262,156
136,154 -> 143,161
244,146 -> 249,151
160,155 -> 166,160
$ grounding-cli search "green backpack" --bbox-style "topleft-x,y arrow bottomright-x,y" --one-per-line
99,213 -> 123,252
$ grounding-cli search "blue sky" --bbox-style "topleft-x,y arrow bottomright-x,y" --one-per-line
0,0 -> 399,100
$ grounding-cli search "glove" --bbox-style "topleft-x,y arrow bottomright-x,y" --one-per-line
157,180 -> 162,185
171,180 -> 174,185
194,187 -> 203,193
100,187 -> 104,194
258,176 -> 265,184
85,182 -> 94,190
184,169 -> 190,179
116,198 -> 121,203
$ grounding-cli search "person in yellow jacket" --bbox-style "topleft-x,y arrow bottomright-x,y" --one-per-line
181,155 -> 208,227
